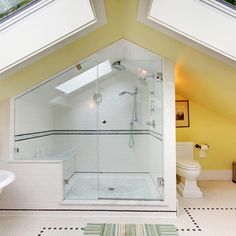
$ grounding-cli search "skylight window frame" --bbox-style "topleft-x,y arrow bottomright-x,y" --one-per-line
0,0 -> 42,22
0,0 -> 55,31
200,0 -> 236,18
216,0 -> 236,9
56,60 -> 112,94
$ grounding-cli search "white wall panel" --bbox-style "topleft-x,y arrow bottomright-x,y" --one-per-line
149,0 -> 236,61
0,0 -> 96,74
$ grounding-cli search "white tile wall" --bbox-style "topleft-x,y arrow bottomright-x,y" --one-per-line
52,135 -> 97,172
14,136 -> 53,160
0,101 -> 64,209
14,93 -> 54,135
148,135 -> 163,187
51,70 -> 163,175
53,71 -> 150,130
98,135 -> 150,173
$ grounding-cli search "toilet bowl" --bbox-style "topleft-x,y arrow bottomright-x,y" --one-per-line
176,142 -> 202,198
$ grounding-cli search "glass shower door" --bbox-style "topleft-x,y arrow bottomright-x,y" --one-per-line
97,59 -> 164,201
54,60 -> 100,201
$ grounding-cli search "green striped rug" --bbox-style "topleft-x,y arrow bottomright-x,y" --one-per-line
83,223 -> 178,236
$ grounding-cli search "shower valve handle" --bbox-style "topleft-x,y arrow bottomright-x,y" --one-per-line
146,120 -> 156,128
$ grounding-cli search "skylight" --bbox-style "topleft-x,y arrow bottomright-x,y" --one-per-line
220,0 -> 236,7
56,60 -> 112,94
0,0 -> 41,21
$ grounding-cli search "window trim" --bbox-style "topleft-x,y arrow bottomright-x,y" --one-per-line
200,0 -> 236,18
216,0 -> 236,9
0,0 -> 56,31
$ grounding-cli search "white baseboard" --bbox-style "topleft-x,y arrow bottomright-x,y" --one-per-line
198,170 -> 232,180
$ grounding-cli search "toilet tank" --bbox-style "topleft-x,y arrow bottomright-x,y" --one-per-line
176,142 -> 194,160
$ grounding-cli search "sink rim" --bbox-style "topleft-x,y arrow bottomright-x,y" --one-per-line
0,170 -> 15,189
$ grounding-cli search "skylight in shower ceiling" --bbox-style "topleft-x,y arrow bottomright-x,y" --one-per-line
56,60 -> 112,94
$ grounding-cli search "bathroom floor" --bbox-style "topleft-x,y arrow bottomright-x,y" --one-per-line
176,180 -> 236,235
65,172 -> 162,200
0,181 -> 236,235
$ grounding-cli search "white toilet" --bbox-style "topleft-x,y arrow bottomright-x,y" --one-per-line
176,142 -> 202,198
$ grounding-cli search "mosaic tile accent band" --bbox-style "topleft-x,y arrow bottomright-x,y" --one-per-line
82,223 -> 178,236
14,129 -> 163,142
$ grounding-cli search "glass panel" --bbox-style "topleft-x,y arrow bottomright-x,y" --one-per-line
97,59 -> 163,201
14,57 -> 164,202
14,60 -> 100,200
0,0 -> 41,21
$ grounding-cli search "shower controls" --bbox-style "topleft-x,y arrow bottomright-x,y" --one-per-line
93,93 -> 102,104
146,120 -> 156,128
157,177 -> 164,187
156,72 -> 163,81
102,120 -> 107,124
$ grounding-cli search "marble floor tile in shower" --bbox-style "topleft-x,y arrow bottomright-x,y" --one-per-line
65,173 -> 161,200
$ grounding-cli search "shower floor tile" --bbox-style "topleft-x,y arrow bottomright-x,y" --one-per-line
64,173 -> 161,200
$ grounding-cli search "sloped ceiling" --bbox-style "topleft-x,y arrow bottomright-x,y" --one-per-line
0,0 -> 236,121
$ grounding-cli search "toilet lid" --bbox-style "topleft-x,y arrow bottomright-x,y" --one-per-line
177,158 -> 201,169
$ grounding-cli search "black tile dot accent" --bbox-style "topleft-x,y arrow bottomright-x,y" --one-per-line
177,207 -> 202,232
37,226 -> 81,235
178,206 -> 236,233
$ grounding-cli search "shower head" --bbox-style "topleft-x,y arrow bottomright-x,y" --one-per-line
112,60 -> 126,71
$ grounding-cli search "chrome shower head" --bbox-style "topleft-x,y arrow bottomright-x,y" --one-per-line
112,60 -> 126,71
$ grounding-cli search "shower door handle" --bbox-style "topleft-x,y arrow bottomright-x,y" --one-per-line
146,120 -> 156,128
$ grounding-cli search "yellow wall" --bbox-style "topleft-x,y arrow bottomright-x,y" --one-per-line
176,95 -> 236,170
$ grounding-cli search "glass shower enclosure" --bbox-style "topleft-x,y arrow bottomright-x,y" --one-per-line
13,58 -> 164,202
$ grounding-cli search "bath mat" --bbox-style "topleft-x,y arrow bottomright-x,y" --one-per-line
82,223 -> 178,236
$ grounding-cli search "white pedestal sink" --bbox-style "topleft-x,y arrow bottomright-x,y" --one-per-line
0,170 -> 15,193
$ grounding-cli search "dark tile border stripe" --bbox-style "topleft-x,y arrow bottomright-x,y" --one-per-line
15,129 -> 163,142
177,208 -> 202,232
178,207 -> 236,233
37,226 -> 80,236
